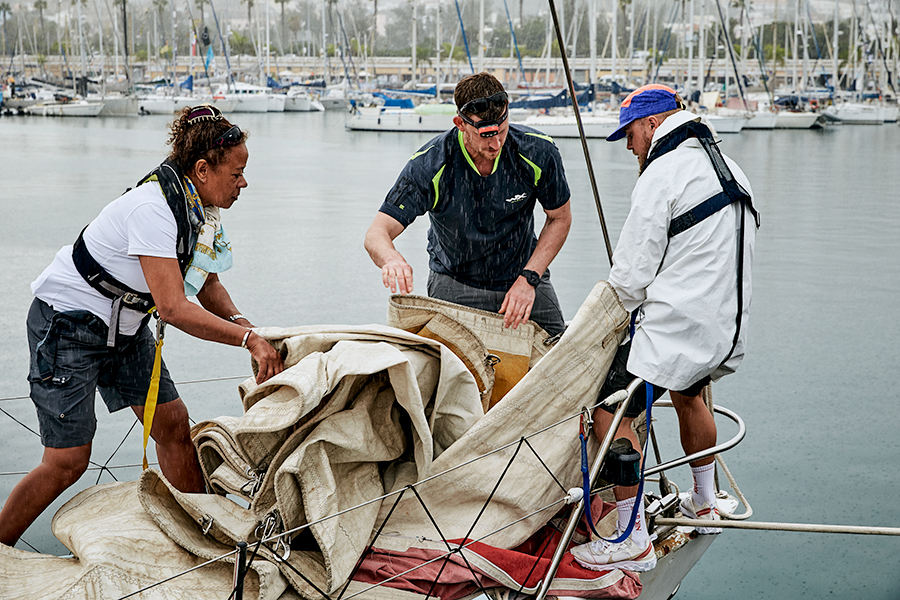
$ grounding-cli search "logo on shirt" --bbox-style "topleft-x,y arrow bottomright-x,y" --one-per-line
505,193 -> 528,204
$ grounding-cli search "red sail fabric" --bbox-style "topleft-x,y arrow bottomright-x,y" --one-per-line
354,499 -> 642,600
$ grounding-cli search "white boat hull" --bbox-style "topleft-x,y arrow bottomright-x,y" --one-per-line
169,95 -> 236,114
24,101 -> 105,117
640,532 -> 718,599
822,103 -> 885,125
138,97 -> 175,115
515,114 -> 619,138
346,107 -> 453,132
705,115 -> 747,133
322,97 -> 350,111
743,111 -> 779,129
229,94 -> 269,113
267,94 -> 286,112
285,93 -> 324,112
96,96 -> 138,117
775,111 -> 820,129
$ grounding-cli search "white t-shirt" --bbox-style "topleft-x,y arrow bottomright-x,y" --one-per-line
32,182 -> 178,336
608,111 -> 756,391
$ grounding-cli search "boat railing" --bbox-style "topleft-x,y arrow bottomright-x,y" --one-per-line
534,378 -> 749,600
2,373 -> 750,600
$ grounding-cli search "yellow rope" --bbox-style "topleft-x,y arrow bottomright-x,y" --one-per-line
142,336 -> 164,470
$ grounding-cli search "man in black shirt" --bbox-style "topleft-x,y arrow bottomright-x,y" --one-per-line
364,73 -> 572,335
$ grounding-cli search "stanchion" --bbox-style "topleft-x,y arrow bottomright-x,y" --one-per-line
233,541 -> 248,600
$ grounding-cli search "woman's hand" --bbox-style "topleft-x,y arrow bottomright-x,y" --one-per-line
245,331 -> 284,383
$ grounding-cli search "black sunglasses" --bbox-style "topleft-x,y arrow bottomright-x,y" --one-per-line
458,107 -> 509,138
458,91 -> 509,116
187,103 -> 224,124
207,125 -> 243,152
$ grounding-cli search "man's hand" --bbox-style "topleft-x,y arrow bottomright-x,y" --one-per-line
365,212 -> 414,295
245,331 -> 284,384
499,277 -> 536,329
381,258 -> 414,295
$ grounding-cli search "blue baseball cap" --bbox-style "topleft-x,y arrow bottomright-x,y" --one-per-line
607,84 -> 681,142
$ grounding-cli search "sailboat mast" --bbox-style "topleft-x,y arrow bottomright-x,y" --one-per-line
611,0 -> 617,86
686,0 -> 695,97
436,0 -> 441,96
122,0 -> 130,85
833,0 -> 839,91
627,0 -> 635,82
699,0 -> 706,93
76,0 -> 87,94
478,0 -> 484,72
322,0 -> 327,82
588,0 -> 595,87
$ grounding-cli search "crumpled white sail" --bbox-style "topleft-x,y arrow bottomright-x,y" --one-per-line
0,281 -> 629,600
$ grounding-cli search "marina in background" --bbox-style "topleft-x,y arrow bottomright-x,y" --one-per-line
1,110 -> 899,599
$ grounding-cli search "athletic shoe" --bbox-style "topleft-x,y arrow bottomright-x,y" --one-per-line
570,535 -> 657,573
680,495 -> 722,534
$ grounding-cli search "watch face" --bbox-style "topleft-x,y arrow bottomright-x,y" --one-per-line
525,270 -> 540,286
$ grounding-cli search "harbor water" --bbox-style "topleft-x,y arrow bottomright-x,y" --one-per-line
1,111 -> 899,599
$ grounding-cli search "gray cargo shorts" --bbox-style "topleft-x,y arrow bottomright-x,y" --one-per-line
426,270 -> 566,336
26,298 -> 180,448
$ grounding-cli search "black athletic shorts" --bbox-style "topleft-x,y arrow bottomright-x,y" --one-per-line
596,341 -> 711,418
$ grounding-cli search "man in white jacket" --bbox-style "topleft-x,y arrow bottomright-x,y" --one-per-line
571,84 -> 759,572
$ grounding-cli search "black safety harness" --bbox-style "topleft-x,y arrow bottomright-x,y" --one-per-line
642,119 -> 760,365
72,160 -> 203,347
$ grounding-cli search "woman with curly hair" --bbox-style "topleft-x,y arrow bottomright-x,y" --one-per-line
0,105 -> 283,547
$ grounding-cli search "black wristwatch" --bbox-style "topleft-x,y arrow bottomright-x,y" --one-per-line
521,269 -> 541,287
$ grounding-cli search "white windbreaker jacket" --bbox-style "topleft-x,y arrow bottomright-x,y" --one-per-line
608,110 -> 756,391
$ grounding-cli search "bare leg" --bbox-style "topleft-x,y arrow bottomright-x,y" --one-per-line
592,408 -> 640,502
132,398 -> 204,493
669,390 -> 717,468
0,444 -> 91,546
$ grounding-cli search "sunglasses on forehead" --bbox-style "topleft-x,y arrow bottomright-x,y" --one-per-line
458,107 -> 509,138
206,124 -> 243,152
187,103 -> 224,124
458,91 -> 509,116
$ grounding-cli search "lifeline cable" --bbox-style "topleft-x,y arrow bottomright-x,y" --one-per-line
100,395 -> 642,599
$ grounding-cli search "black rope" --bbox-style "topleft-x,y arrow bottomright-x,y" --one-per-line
95,419 -> 139,484
514,511 -> 565,596
336,487 -> 410,600
0,405 -> 41,437
460,439 -> 524,542
226,537 -> 265,600
408,485 -> 491,600
521,438 -> 567,493
271,551 -> 332,600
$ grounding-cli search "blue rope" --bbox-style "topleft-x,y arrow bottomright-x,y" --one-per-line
453,0 -> 475,74
580,425 -> 602,537
582,310 -> 654,544
597,381 -> 652,544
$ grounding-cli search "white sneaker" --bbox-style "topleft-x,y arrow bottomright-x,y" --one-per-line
680,495 -> 722,534
570,534 -> 657,572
